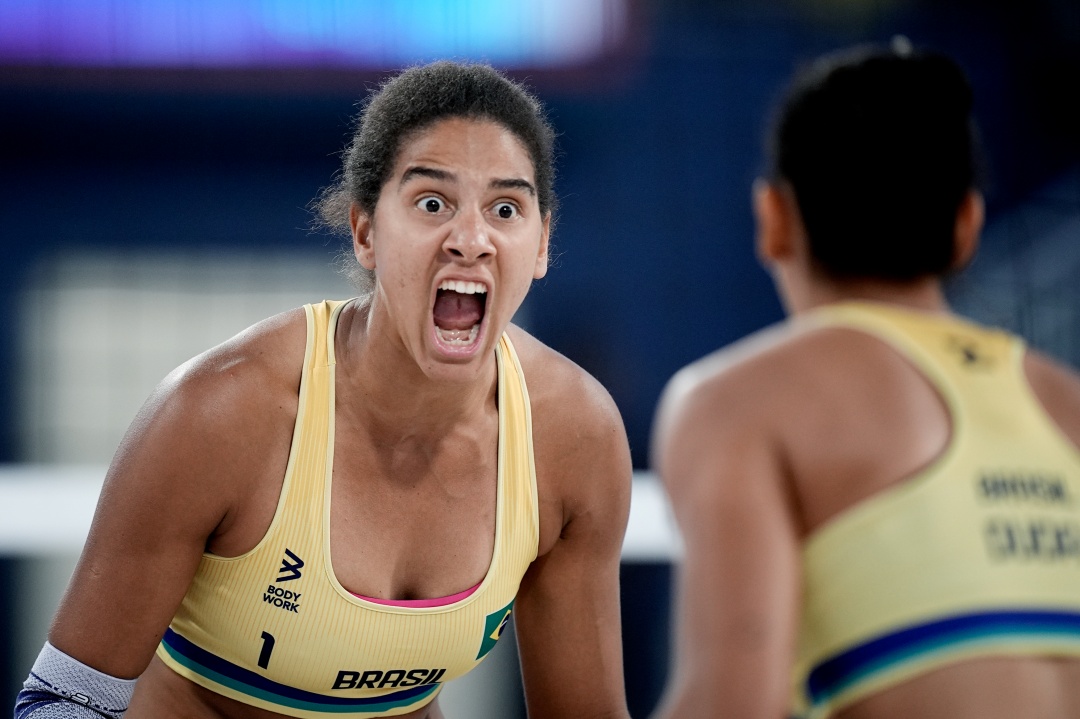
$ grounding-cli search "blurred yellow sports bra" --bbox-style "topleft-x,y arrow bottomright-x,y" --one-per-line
791,302 -> 1080,719
156,300 -> 539,718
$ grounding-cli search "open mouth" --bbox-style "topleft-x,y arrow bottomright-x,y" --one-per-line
432,279 -> 487,348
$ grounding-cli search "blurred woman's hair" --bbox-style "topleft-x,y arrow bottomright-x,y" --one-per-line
764,41 -> 986,281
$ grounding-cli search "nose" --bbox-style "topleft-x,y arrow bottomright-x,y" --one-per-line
443,205 -> 495,263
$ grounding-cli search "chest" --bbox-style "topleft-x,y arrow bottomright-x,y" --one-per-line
328,413 -> 501,600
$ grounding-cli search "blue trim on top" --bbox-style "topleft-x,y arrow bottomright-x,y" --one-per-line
806,609 -> 1080,706
161,628 -> 437,709
14,689 -> 66,719
17,673 -> 130,718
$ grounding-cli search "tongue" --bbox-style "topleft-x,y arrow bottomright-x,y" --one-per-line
433,291 -> 483,331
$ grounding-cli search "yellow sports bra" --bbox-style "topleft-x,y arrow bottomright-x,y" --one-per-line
156,300 -> 540,717
791,302 -> 1080,718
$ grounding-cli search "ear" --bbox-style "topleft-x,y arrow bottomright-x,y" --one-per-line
532,212 -> 551,280
753,179 -> 798,265
350,203 -> 376,270
951,190 -> 984,271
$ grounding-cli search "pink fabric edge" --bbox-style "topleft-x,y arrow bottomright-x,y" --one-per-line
352,581 -> 482,608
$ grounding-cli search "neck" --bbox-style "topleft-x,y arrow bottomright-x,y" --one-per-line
333,299 -> 498,443
784,270 -> 950,317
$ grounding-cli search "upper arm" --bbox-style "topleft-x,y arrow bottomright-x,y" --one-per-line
651,365 -> 801,719
47,312 -> 303,680
512,356 -> 633,719
1024,349 -> 1080,451
47,367 -> 235,678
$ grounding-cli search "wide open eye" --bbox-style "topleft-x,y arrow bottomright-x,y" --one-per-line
417,196 -> 445,213
494,202 -> 518,220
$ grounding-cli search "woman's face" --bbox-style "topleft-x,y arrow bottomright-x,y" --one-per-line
351,117 -> 549,381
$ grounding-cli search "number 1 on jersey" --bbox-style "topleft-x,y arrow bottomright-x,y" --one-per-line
258,631 -> 276,669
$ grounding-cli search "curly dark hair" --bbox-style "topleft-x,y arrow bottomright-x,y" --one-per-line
315,61 -> 558,293
764,41 -> 985,281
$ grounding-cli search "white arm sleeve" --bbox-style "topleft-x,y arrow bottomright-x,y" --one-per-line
15,642 -> 138,719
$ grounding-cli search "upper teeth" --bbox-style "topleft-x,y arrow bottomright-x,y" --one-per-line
439,280 -> 487,294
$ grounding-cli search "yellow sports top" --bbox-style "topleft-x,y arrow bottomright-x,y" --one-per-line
791,302 -> 1080,718
157,300 -> 540,717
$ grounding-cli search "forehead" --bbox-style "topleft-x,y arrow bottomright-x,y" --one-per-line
390,117 -> 536,186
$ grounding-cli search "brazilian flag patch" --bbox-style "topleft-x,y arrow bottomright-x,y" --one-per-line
476,600 -> 515,660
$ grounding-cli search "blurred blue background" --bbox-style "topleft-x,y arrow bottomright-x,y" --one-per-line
2,0 -> 1079,716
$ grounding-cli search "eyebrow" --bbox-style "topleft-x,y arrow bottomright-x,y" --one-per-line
400,166 -> 453,186
490,177 -> 536,196
399,165 -> 536,197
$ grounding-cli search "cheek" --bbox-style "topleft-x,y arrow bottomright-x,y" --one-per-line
505,252 -> 542,303
372,241 -> 428,293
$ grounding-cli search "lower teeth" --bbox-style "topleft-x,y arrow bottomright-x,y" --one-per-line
436,324 -> 479,346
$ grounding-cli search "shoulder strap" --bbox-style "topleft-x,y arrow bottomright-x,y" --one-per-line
801,302 -> 1022,421
495,333 -> 540,562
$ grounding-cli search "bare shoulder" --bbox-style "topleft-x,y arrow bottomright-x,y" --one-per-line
1023,348 -> 1080,448
653,320 -> 892,487
149,307 -> 307,439
505,325 -> 631,541
655,322 -> 799,445
106,307 -> 309,529
179,307 -> 305,394
656,316 -> 925,441
505,325 -> 627,459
